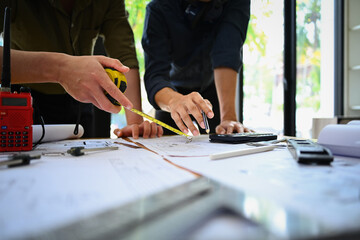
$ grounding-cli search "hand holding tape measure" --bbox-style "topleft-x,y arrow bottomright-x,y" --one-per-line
104,68 -> 192,140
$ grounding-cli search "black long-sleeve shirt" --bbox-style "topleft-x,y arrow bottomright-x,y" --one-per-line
142,0 -> 250,109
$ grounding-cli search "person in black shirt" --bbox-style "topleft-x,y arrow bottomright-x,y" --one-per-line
142,0 -> 251,136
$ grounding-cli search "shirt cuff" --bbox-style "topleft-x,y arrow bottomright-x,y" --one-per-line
212,52 -> 242,72
147,79 -> 176,110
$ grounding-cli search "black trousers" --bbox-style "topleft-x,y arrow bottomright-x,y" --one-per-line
155,82 -> 220,135
31,90 -> 95,138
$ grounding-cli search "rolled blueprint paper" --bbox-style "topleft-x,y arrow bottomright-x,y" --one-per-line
33,124 -> 84,143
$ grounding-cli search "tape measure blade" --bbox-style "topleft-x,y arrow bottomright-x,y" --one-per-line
130,108 -> 191,139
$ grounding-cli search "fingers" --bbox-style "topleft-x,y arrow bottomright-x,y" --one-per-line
56,55 -> 134,114
113,121 -> 163,139
63,75 -> 121,114
169,92 -> 213,136
187,93 -> 213,130
174,117 -> 187,135
114,120 -> 251,138
97,70 -> 133,111
141,121 -> 151,138
233,122 -> 244,133
157,125 -> 164,137
131,125 -> 140,139
97,56 -> 130,73
87,56 -> 133,112
173,108 -> 198,135
113,125 -> 140,139
202,99 -> 214,118
91,99 -> 104,112
216,125 -> 226,134
186,100 -> 205,131
87,79 -> 123,113
150,122 -> 158,138
215,121 -> 248,134
243,126 -> 254,132
113,128 -> 123,138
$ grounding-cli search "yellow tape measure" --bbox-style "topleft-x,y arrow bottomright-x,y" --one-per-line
130,108 -> 193,140
105,67 -> 127,106
105,67 -> 192,140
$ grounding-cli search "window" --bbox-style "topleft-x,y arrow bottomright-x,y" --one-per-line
111,0 -> 336,138
296,0 -> 334,138
243,0 -> 335,138
243,1 -> 284,135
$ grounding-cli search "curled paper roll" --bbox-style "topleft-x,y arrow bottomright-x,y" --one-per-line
318,121 -> 360,158
32,124 -> 84,143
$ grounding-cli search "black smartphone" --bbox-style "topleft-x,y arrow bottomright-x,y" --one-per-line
209,132 -> 277,144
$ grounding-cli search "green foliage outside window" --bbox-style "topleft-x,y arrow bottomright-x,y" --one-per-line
125,0 -> 151,77
296,0 -> 321,111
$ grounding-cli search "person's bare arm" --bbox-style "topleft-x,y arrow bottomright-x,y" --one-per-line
0,47 -> 133,113
122,68 -> 144,124
214,67 -> 250,134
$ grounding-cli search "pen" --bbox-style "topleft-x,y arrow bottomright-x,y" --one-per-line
67,146 -> 118,156
209,145 -> 277,160
0,154 -> 41,168
202,111 -> 210,134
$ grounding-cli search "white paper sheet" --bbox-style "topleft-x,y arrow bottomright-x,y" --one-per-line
131,135 -> 252,157
0,138 -> 196,239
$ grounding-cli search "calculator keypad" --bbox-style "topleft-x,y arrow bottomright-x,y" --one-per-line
0,127 -> 31,150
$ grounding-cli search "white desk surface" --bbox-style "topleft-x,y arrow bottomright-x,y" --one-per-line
1,135 -> 360,239
0,138 -> 196,239
133,135 -> 360,232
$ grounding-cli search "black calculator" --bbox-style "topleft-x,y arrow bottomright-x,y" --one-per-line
209,132 -> 277,144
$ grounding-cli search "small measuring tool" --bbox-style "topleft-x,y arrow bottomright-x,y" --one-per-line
105,68 -> 192,140
104,68 -> 127,106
